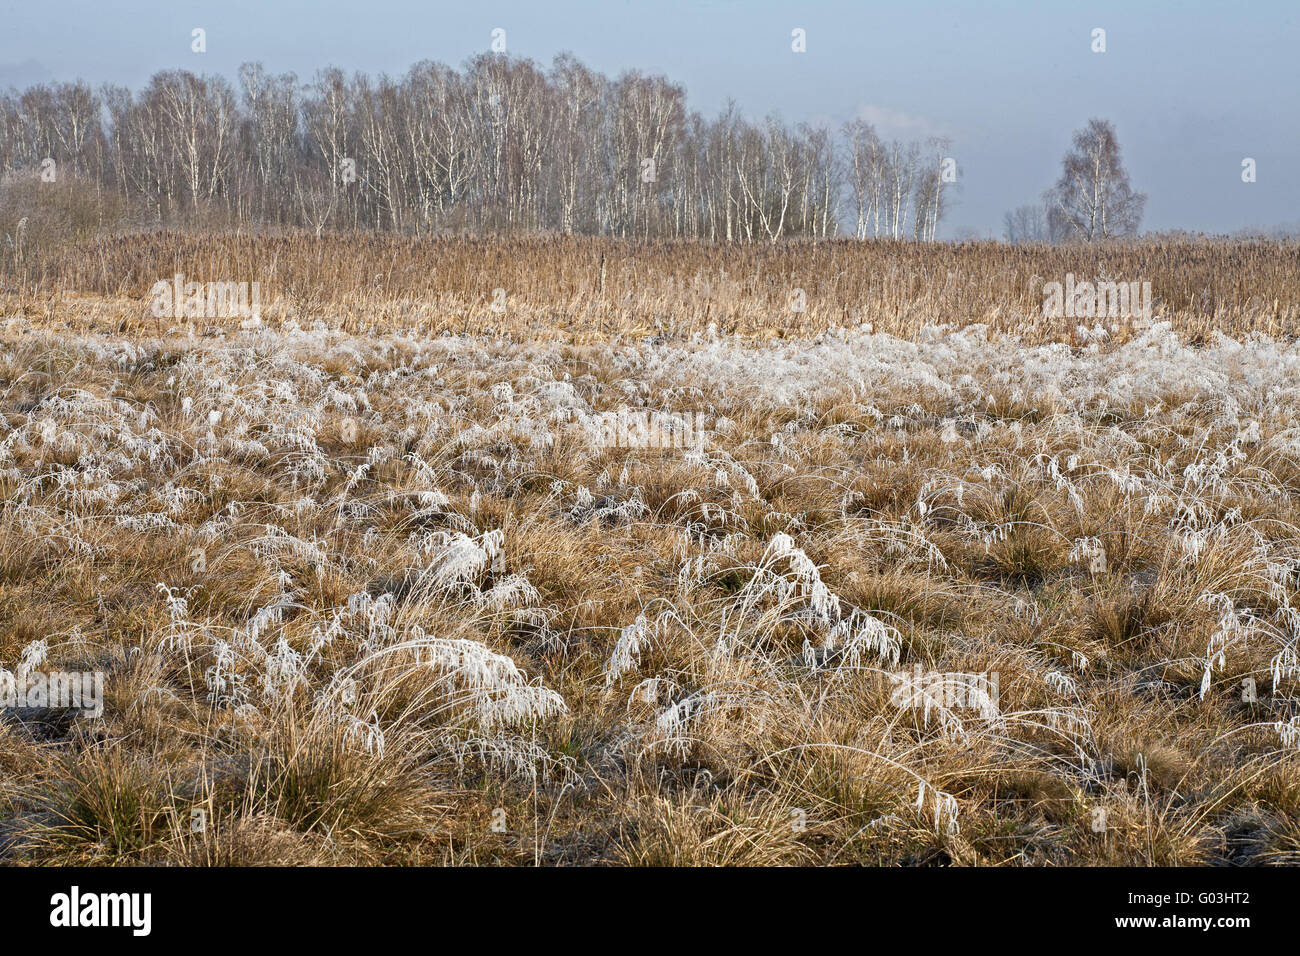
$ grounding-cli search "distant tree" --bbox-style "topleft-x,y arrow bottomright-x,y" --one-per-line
1003,204 -> 1037,243
1045,118 -> 1145,241
841,119 -> 883,238
913,136 -> 952,242
1003,203 -> 1050,243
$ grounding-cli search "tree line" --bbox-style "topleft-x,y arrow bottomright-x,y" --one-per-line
0,53 -> 956,241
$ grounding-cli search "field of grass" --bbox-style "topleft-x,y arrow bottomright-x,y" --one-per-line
1,233 -> 1299,865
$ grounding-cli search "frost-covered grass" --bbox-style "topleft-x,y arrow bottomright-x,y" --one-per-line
2,308 -> 1300,865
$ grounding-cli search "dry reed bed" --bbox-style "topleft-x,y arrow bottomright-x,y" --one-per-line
5,232 -> 1300,343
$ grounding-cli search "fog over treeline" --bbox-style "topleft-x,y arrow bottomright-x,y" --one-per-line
1,52 -> 960,241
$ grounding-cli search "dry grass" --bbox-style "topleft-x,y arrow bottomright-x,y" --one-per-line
0,232 -> 1299,866
4,231 -> 1300,344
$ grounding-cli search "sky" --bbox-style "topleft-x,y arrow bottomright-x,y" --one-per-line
2,0 -> 1297,238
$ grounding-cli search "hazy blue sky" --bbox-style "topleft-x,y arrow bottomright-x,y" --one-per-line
3,0 -> 1297,238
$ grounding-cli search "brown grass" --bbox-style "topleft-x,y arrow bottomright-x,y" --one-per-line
0,231 -> 1298,867
3,231 -> 1299,344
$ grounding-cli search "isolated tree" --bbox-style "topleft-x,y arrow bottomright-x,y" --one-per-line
1045,118 -> 1145,241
